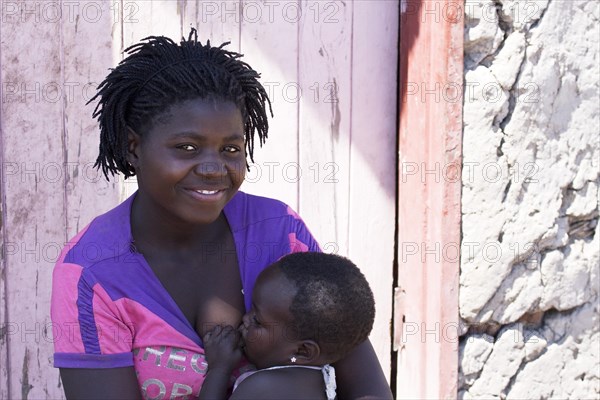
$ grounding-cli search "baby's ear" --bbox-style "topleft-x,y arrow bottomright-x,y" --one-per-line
294,340 -> 321,364
127,127 -> 141,167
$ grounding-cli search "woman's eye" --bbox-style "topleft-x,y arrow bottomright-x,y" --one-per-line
177,144 -> 197,152
223,145 -> 241,154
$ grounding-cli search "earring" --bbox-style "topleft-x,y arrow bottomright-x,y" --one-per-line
290,356 -> 297,363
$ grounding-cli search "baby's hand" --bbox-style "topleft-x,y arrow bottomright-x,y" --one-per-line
203,325 -> 243,373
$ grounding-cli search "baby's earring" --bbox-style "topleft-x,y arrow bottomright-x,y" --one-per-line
290,356 -> 297,363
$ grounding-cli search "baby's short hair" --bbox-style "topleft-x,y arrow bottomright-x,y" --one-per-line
276,252 -> 375,361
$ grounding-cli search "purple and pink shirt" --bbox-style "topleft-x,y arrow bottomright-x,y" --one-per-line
51,191 -> 320,399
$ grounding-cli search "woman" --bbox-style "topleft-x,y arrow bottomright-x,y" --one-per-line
51,29 -> 392,399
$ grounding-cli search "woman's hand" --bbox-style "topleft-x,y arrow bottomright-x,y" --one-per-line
203,325 -> 243,374
333,339 -> 393,399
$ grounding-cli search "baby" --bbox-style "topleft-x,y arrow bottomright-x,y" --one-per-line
198,251 -> 376,399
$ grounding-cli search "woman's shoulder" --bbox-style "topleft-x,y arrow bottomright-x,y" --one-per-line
58,196 -> 134,268
229,191 -> 292,211
225,191 -> 303,228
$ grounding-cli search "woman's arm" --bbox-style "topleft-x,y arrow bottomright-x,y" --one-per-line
333,339 -> 393,400
60,367 -> 142,399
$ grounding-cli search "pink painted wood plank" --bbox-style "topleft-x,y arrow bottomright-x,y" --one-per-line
349,0 -> 399,383
0,126 -> 8,399
396,0 -> 463,398
122,1 -> 182,48
1,4 -> 65,398
1,16 -> 8,385
237,0 -> 300,210
185,0 -> 242,52
298,0 -> 352,255
63,2 -> 120,239
149,1 -> 183,41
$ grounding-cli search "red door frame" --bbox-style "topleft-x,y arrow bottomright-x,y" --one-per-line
395,0 -> 463,398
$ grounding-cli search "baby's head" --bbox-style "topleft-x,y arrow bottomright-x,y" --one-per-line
240,252 -> 375,369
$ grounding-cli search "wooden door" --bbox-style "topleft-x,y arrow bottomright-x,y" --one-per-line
0,1 -> 399,398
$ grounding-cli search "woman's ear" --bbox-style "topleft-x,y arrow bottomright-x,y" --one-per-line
127,127 -> 141,168
293,340 -> 322,365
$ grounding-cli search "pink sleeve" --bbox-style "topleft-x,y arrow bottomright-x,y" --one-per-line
51,262 -> 134,368
286,206 -> 322,253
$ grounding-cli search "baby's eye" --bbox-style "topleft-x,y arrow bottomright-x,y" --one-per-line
252,315 -> 260,326
177,144 -> 197,152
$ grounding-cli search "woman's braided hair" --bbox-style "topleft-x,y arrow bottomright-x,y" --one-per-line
89,28 -> 272,180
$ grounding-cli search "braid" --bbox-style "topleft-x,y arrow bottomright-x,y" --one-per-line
89,28 -> 272,180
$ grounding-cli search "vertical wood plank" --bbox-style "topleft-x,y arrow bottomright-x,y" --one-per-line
0,124 -> 8,400
184,0 -> 242,50
0,0 -> 9,382
0,243 -> 7,397
397,0 -> 430,393
396,0 -> 462,398
122,0 -> 181,47
0,1 -> 65,397
63,1 -> 120,239
179,0 -> 241,86
298,0 -> 351,254
349,0 -> 398,383
148,0 -> 183,40
397,1 -> 428,394
238,0 -> 299,209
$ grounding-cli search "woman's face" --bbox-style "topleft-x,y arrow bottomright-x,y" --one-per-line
128,98 -> 246,225
239,265 -> 300,369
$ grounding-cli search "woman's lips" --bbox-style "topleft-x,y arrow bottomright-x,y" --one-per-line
184,188 -> 227,202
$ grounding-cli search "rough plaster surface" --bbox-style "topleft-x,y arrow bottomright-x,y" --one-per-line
460,0 -> 599,397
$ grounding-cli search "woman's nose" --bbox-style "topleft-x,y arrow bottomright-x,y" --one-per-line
194,155 -> 227,178
196,162 -> 225,175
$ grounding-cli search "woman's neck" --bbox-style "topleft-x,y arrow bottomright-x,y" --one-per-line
129,192 -> 226,251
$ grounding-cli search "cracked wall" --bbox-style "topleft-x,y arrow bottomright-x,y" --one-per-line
460,0 -> 599,398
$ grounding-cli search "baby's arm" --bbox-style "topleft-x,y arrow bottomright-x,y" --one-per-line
198,325 -> 242,400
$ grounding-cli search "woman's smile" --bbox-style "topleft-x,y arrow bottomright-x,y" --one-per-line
183,187 -> 229,202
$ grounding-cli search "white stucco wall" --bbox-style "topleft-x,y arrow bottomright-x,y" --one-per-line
460,0 -> 599,398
